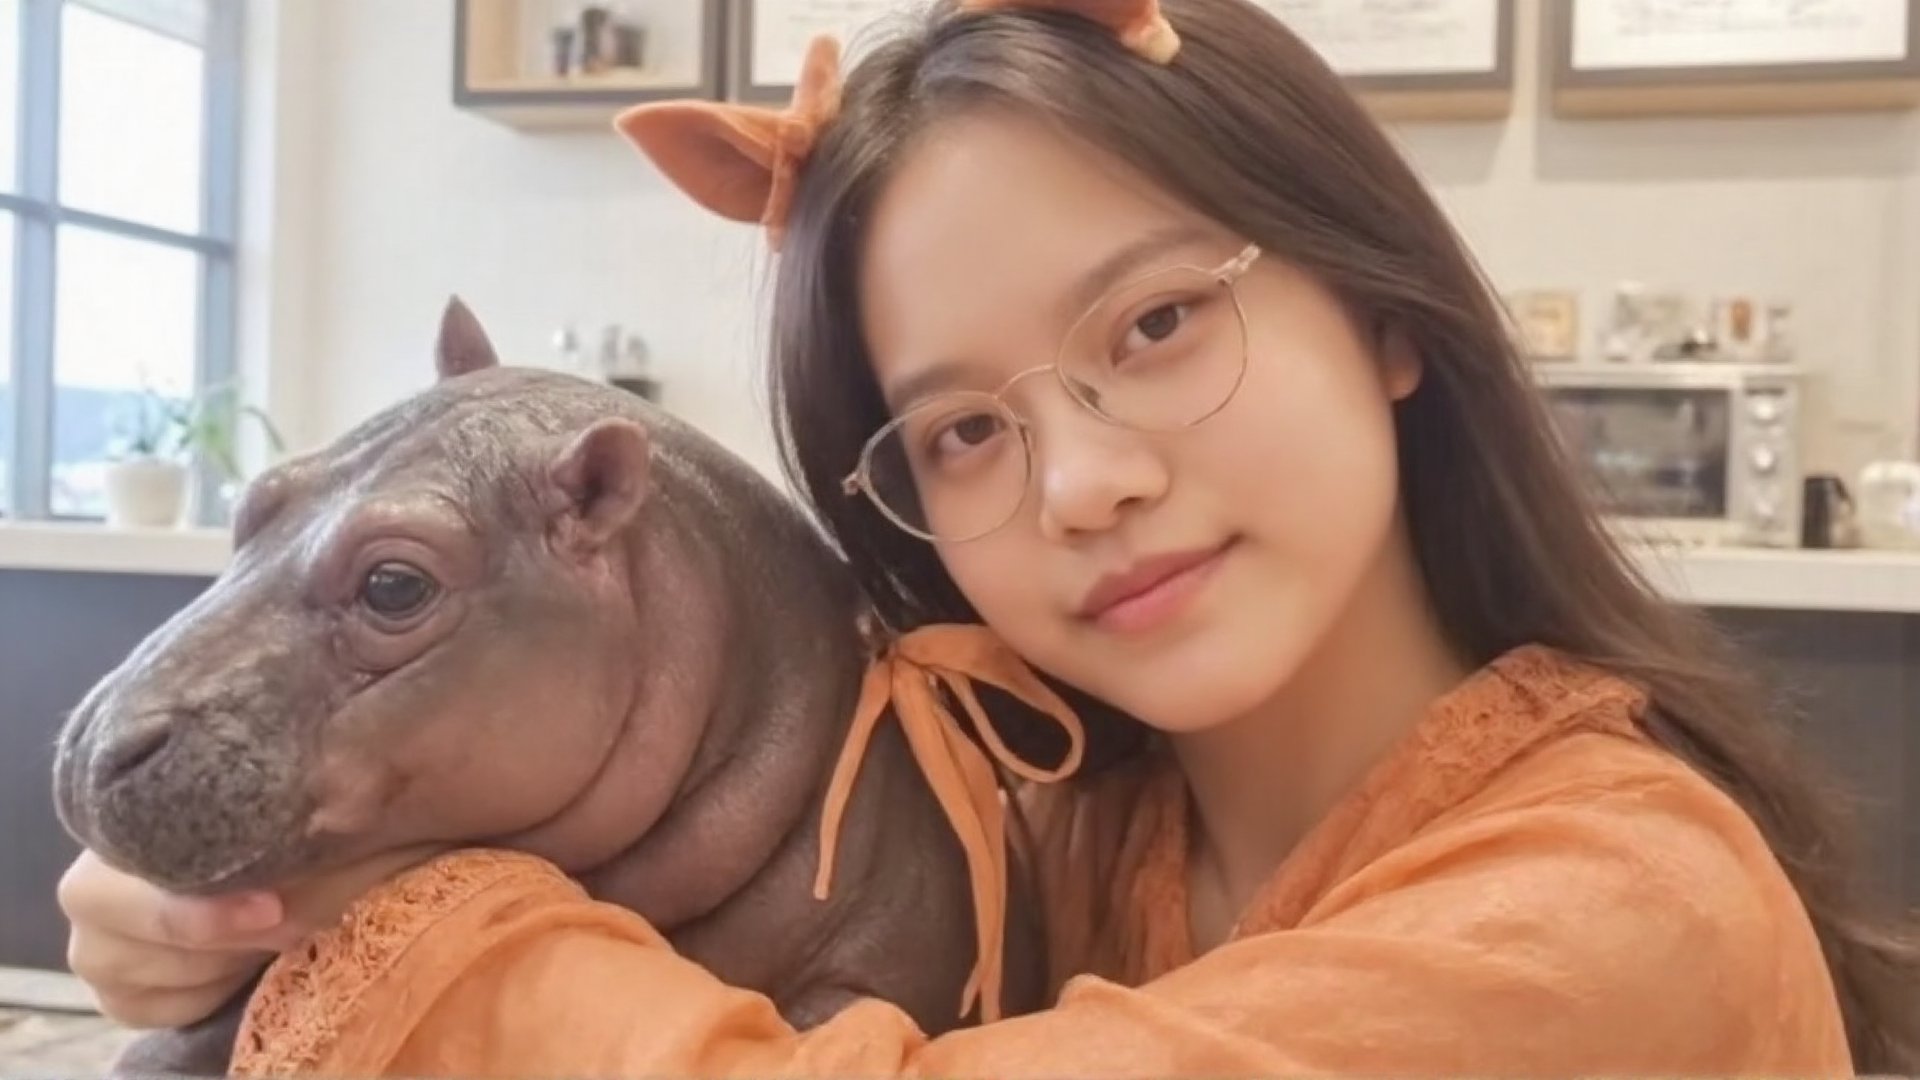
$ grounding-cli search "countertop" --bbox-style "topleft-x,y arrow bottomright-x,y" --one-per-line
5,521 -> 1920,615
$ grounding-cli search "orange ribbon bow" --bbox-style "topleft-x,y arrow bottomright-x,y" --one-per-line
614,34 -> 843,252
813,623 -> 1087,1024
958,0 -> 1181,63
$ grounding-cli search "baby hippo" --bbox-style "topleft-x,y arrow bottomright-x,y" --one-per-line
52,299 -> 1047,1076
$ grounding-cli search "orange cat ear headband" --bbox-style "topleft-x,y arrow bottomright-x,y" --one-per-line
960,0 -> 1181,64
614,1 -> 1178,251
614,34 -> 843,253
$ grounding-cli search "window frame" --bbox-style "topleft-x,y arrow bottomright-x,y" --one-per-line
2,0 -> 243,523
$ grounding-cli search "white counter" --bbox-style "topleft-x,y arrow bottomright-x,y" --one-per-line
5,521 -> 1920,615
1625,543 -> 1920,615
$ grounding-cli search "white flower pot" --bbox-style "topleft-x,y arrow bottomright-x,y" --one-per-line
104,458 -> 190,529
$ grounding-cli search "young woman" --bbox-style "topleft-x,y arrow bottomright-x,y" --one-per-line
58,0 -> 1917,1074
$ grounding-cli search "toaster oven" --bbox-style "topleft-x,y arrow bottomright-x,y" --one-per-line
1532,362 -> 1807,548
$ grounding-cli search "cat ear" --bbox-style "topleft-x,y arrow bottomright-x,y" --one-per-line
614,101 -> 782,225
958,0 -> 1180,62
614,35 -> 843,252
435,296 -> 500,381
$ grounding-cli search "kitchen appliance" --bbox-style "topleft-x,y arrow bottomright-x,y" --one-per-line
1533,362 -> 1807,548
1800,474 -> 1859,549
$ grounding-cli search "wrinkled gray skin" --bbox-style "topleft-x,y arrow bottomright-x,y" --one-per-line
52,299 -> 1046,1077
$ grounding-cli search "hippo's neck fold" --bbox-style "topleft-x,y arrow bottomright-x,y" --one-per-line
570,462 -> 870,928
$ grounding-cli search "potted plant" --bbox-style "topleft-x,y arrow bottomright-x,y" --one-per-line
103,388 -> 193,528
172,379 -> 288,523
103,381 -> 286,529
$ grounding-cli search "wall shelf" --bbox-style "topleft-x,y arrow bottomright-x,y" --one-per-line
453,0 -> 726,132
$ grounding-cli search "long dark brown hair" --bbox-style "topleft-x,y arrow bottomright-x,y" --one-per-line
764,0 -> 1918,1067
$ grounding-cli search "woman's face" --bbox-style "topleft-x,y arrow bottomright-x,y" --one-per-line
857,110 -> 1420,733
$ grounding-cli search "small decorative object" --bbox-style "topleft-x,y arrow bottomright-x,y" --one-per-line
1802,473 -> 1861,549
1505,289 -> 1580,360
1601,282 -> 1694,362
553,324 -> 586,376
613,2 -> 647,69
1599,281 -> 1647,362
608,332 -> 662,403
1763,301 -> 1795,362
1856,459 -> 1920,549
551,25 -> 577,77
1707,294 -> 1796,361
580,5 -> 612,75
1637,290 -> 1701,361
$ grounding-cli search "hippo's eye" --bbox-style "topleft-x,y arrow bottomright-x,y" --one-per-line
359,562 -> 440,622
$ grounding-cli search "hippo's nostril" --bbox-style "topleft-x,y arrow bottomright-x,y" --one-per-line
98,722 -> 176,788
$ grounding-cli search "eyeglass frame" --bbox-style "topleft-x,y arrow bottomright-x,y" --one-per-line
841,241 -> 1265,544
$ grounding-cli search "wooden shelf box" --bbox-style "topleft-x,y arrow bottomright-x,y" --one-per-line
453,0 -> 725,131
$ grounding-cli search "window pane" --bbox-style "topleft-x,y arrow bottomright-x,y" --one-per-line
60,0 -> 206,234
0,0 -> 17,194
71,0 -> 209,45
0,214 -> 13,515
51,226 -> 199,519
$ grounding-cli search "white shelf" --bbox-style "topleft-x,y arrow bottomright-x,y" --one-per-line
0,521 -> 229,578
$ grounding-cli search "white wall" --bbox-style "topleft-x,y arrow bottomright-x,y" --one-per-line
243,0 -> 782,478
240,0 -> 1920,486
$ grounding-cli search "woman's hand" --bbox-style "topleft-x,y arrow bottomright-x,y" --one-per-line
56,849 -> 301,1029
58,843 -> 452,1029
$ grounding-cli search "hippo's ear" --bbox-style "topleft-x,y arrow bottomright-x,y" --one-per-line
548,418 -> 653,552
436,296 -> 501,381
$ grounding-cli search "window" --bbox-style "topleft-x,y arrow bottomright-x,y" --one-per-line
0,0 -> 240,521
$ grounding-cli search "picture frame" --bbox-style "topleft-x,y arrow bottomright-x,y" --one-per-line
1248,0 -> 1517,122
725,0 -> 914,103
453,0 -> 728,131
1547,0 -> 1920,117
1505,289 -> 1582,361
726,0 -> 1515,120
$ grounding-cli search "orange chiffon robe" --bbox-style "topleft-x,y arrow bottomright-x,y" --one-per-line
230,644 -> 1854,1077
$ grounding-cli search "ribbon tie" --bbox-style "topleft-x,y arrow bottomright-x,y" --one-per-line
813,623 -> 1086,1023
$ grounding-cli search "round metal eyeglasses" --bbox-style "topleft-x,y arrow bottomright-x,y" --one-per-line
843,242 -> 1262,543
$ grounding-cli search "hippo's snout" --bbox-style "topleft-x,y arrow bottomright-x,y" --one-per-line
57,695 -> 312,896
93,715 -> 176,790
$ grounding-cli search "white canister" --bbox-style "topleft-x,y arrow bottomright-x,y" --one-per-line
1856,460 -> 1920,550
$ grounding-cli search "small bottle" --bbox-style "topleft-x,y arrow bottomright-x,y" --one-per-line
579,5 -> 611,75
612,3 -> 646,69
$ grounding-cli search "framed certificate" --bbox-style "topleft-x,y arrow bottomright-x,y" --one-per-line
1248,0 -> 1516,120
726,0 -> 923,102
1549,0 -> 1920,117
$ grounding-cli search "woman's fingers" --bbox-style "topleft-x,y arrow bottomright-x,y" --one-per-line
56,850 -> 287,1029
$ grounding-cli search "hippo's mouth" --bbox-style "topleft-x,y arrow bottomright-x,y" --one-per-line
55,711 -> 318,896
